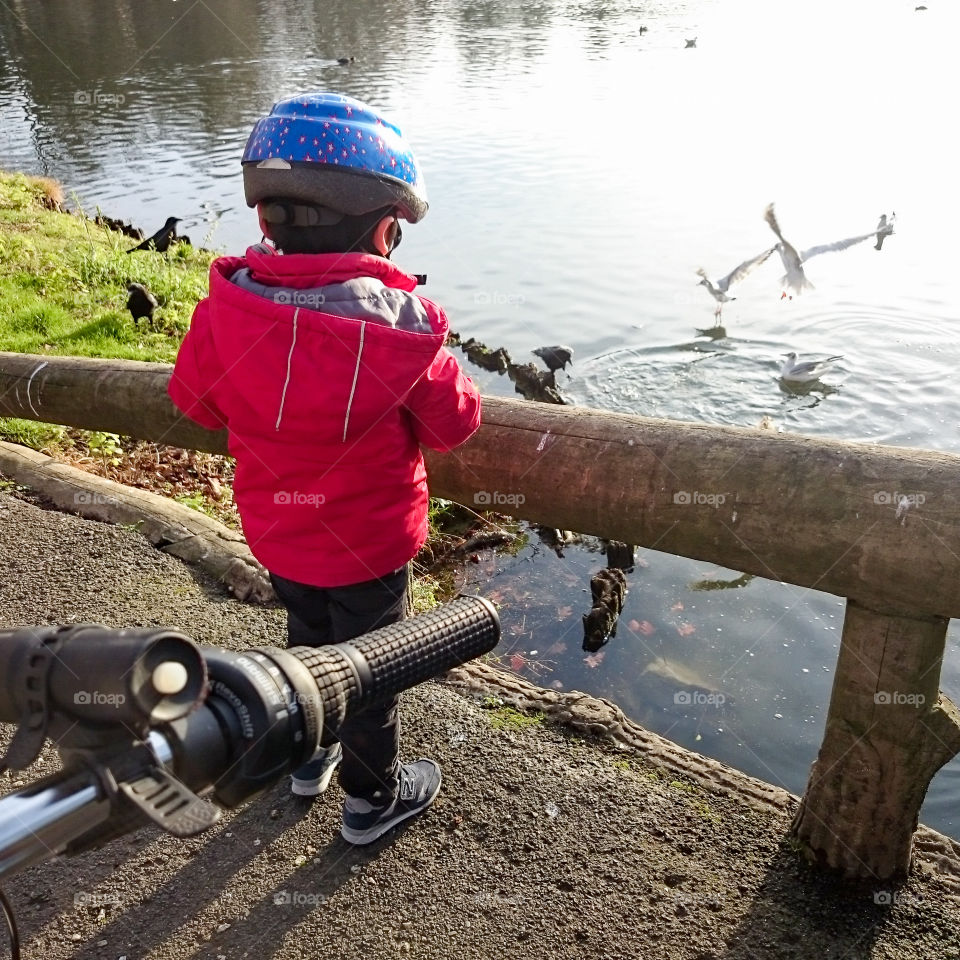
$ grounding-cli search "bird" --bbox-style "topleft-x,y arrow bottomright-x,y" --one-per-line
763,204 -> 879,297
638,25 -> 648,35
127,216 -> 182,253
126,283 -> 158,324
337,56 -> 355,65
779,352 -> 843,383
532,345 -> 574,373
874,212 -> 896,251
696,246 -> 777,322
685,37 -> 697,48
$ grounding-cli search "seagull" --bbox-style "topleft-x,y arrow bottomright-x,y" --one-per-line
779,352 -> 843,383
696,246 -> 777,322
126,283 -> 158,324
763,204 -> 881,297
685,37 -> 697,48
532,345 -> 574,373
127,216 -> 182,253
874,212 -> 896,251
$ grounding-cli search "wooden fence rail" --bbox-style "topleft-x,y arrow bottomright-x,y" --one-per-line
1,350 -> 959,880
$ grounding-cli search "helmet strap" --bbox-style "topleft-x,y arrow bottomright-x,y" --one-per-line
258,201 -> 344,228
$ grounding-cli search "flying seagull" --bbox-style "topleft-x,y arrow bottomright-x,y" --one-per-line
763,204 -> 884,297
127,216 -> 182,253
779,352 -> 843,383
685,37 -> 697,48
696,246 -> 777,321
532,345 -> 574,373
874,212 -> 896,251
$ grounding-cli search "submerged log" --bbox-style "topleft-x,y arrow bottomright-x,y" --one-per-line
791,601 -> 960,880
2,352 -> 960,618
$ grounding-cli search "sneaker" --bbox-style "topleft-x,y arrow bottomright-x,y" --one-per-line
340,759 -> 442,845
291,742 -> 343,797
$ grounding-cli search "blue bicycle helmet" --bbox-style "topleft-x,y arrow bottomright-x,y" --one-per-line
242,92 -> 428,223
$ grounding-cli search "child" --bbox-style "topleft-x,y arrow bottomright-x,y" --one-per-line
168,91 -> 481,845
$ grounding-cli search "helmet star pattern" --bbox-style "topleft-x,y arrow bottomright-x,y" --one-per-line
242,93 -> 421,188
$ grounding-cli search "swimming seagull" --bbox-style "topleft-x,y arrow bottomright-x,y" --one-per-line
696,246 -> 777,322
763,204 -> 881,297
779,352 -> 843,383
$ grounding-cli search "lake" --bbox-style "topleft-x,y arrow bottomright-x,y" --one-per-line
2,0 -> 960,837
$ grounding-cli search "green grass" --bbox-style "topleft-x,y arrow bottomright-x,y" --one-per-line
0,171 -> 214,362
487,706 -> 544,731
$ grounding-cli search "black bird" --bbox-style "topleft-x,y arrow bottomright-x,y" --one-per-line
532,344 -> 574,373
126,283 -> 158,324
127,217 -> 182,253
337,56 -> 355,65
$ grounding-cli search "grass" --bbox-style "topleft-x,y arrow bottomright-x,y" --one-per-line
0,171 -> 214,362
486,705 -> 545,731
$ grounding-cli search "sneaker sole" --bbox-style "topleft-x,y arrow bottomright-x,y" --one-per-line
290,758 -> 341,797
340,771 -> 442,845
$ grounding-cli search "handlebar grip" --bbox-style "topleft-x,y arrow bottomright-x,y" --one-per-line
288,595 -> 500,738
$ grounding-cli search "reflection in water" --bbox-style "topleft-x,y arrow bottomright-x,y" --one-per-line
2,0 -> 960,838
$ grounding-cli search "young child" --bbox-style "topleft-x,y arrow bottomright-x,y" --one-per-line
168,91 -> 481,845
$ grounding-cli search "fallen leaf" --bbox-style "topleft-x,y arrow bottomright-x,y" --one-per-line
629,619 -> 656,636
509,653 -> 527,672
676,622 -> 696,637
557,604 -> 574,619
584,651 -> 606,669
670,601 -> 684,613
547,641 -> 568,654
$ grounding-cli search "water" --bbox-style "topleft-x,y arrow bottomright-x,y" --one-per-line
2,0 -> 960,836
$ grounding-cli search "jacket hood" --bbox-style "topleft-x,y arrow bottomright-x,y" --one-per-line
204,247 -> 449,442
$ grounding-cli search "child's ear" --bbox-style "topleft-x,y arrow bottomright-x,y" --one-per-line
372,214 -> 400,257
257,208 -> 274,241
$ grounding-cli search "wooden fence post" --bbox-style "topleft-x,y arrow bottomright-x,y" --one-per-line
791,600 -> 960,879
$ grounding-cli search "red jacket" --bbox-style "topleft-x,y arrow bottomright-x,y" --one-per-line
168,246 -> 481,587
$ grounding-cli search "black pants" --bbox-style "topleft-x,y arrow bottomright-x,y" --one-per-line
270,564 -> 410,801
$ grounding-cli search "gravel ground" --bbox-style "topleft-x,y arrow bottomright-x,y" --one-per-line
1,490 -> 960,960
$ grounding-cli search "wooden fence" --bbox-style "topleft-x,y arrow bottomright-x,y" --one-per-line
1,350 -> 959,880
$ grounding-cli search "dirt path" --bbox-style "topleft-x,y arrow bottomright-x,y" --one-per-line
1,491 -> 959,960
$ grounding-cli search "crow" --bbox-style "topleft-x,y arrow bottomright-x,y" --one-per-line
532,344 -> 574,373
126,283 -> 158,324
127,216 -> 182,253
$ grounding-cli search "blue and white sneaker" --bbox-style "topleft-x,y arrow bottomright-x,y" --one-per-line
340,759 -> 442,845
291,742 -> 343,797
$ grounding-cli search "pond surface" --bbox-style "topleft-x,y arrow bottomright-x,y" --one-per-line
2,0 -> 960,836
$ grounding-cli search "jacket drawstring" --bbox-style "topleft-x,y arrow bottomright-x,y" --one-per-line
343,320 -> 366,442
275,307 -> 300,431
